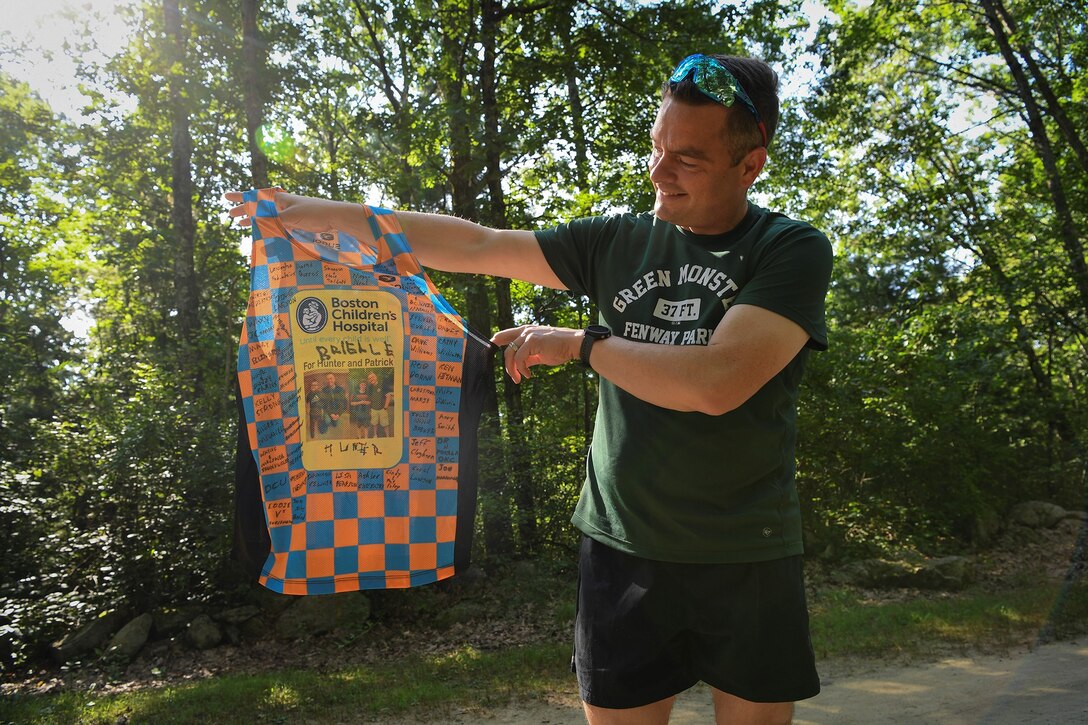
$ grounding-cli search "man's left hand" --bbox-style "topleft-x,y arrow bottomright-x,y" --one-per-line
491,325 -> 582,383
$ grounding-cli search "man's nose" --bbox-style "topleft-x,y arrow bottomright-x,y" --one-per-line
649,153 -> 673,182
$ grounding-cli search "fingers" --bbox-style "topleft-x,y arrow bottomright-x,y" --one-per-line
503,335 -> 528,384
491,325 -> 578,384
490,327 -> 522,347
491,326 -> 528,383
224,191 -> 254,227
228,208 -> 251,227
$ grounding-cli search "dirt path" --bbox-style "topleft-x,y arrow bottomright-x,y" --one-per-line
792,638 -> 1088,724
442,638 -> 1088,724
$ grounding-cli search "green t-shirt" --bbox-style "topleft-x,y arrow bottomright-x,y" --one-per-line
536,204 -> 832,563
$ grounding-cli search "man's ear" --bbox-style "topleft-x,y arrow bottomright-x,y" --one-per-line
740,146 -> 768,189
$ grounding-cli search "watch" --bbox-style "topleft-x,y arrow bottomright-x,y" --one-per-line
579,325 -> 612,370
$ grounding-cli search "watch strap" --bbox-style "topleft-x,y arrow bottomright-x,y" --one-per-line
579,326 -> 611,369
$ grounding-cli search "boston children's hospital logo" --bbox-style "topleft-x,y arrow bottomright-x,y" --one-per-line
296,297 -> 328,334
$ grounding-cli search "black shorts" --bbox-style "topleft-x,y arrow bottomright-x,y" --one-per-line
572,536 -> 820,709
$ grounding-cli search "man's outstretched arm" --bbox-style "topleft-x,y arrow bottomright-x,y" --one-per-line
226,191 -> 565,290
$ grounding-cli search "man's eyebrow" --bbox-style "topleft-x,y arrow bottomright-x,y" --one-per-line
650,130 -> 710,160
670,146 -> 710,161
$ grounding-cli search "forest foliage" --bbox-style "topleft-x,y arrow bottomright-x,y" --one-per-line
0,0 -> 1085,670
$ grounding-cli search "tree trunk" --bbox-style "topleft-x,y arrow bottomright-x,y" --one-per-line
242,0 -> 269,188
991,0 -> 1088,175
437,14 -> 514,558
164,0 -> 199,368
980,0 -> 1088,325
560,4 -> 589,187
950,158 -> 1079,449
480,0 -> 538,556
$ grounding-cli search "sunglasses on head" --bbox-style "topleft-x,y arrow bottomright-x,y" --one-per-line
668,54 -> 768,148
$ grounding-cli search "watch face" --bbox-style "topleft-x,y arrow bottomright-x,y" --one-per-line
586,324 -> 611,339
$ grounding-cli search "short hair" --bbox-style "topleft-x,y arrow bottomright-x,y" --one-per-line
663,55 -> 780,160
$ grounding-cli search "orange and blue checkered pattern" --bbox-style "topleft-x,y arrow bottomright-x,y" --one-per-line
237,188 -> 473,594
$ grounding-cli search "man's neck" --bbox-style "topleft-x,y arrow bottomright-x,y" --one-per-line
679,200 -> 749,236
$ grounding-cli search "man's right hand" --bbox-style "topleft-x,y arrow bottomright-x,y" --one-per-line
226,191 -> 362,233
225,189 -> 267,228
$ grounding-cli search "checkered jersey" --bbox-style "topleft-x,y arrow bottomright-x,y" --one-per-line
235,187 -> 493,594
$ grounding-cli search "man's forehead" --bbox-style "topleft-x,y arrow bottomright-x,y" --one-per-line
650,123 -> 715,160
652,99 -> 729,154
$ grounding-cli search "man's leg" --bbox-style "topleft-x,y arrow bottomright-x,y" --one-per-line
573,538 -> 696,719
711,687 -> 794,725
585,689 -> 792,724
697,556 -> 818,715
583,695 -> 676,725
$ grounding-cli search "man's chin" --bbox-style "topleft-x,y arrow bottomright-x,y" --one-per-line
653,202 -> 680,224
654,210 -> 688,228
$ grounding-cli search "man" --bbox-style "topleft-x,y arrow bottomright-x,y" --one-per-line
229,53 -> 831,724
306,378 -> 326,437
364,370 -> 393,438
319,372 -> 347,434
349,378 -> 370,438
